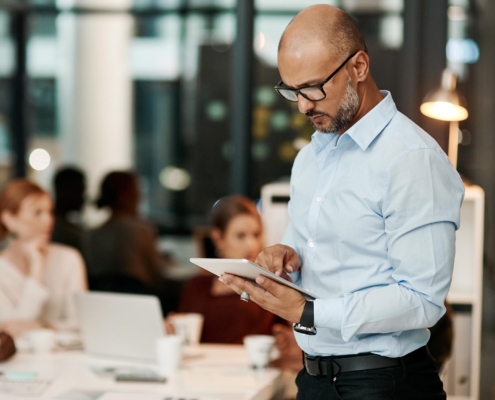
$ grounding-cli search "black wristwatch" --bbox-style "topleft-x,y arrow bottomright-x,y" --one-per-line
293,300 -> 317,335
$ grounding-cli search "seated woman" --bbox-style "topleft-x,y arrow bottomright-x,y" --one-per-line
177,195 -> 278,344
0,180 -> 87,337
84,171 -> 179,315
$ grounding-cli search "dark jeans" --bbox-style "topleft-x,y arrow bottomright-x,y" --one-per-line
295,350 -> 446,400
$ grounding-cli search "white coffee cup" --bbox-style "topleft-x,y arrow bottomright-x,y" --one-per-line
26,329 -> 57,354
169,313 -> 204,347
156,335 -> 183,376
243,335 -> 275,369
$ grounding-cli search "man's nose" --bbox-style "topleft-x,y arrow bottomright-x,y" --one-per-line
297,95 -> 315,115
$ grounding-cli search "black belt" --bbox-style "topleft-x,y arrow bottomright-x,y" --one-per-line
303,346 -> 430,377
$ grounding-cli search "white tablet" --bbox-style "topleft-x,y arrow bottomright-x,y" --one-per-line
189,258 -> 318,300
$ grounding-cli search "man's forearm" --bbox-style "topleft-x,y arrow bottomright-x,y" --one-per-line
314,283 -> 446,342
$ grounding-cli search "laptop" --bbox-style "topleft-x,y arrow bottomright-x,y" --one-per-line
75,292 -> 165,362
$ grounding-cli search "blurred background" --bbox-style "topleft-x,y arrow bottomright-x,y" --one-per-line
0,0 -> 494,397
1,0 -> 485,230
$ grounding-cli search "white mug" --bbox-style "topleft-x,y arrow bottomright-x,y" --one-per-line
156,335 -> 182,376
26,329 -> 57,354
243,335 -> 275,369
169,313 -> 204,347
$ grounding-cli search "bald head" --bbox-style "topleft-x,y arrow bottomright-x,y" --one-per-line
279,5 -> 367,60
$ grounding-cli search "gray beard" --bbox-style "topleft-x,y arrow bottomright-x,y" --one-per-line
311,78 -> 360,134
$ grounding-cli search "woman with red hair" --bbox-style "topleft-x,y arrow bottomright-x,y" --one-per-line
0,180 -> 87,337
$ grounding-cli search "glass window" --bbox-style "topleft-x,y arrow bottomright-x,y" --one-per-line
342,0 -> 403,13
255,0 -> 338,11
447,0 -> 479,78
187,0 -> 235,8
249,5 -> 405,197
251,14 -> 313,195
28,0 -> 56,5
447,0 -> 477,151
133,0 -> 236,10
25,13 -> 58,186
132,11 -> 237,230
0,11 -> 13,184
4,1 -> 407,232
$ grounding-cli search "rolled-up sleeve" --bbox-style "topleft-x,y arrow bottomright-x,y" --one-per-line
314,148 -> 464,341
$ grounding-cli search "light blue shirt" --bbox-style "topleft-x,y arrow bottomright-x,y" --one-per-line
283,91 -> 465,358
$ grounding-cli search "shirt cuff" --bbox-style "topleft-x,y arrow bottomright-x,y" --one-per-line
314,296 -> 344,331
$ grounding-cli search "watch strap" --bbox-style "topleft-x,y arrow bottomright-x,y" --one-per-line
299,300 -> 315,327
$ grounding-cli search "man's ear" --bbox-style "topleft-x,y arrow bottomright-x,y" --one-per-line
0,210 -> 16,234
352,50 -> 370,83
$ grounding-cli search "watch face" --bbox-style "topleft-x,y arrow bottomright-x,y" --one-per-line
293,323 -> 317,336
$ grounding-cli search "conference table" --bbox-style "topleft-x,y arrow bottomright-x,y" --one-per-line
0,345 -> 282,400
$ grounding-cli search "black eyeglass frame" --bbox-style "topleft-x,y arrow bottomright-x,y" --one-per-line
274,51 -> 359,102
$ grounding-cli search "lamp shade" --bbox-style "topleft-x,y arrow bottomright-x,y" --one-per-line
420,69 -> 468,121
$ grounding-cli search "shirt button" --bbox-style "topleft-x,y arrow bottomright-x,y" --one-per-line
309,242 -> 315,248
316,196 -> 323,202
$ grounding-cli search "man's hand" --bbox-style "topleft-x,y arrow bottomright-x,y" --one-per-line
219,273 -> 306,323
255,244 -> 302,282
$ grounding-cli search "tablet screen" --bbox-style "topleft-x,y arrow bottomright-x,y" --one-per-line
190,258 -> 317,300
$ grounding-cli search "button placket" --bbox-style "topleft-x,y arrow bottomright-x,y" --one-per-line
304,140 -> 342,294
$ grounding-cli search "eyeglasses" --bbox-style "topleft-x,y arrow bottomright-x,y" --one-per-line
274,52 -> 358,102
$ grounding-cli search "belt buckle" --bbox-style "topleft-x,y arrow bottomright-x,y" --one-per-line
304,354 -> 341,378
304,355 -> 321,376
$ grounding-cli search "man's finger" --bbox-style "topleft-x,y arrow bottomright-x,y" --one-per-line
218,274 -> 246,295
269,251 -> 285,277
254,252 -> 267,267
255,275 -> 291,298
277,270 -> 293,282
284,249 -> 302,273
256,251 -> 292,282
219,274 -> 270,305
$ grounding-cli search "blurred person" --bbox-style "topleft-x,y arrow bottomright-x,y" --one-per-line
271,323 -> 303,373
428,301 -> 454,371
271,323 -> 303,400
84,171 -> 178,315
0,180 -> 87,337
52,167 -> 86,252
0,331 -> 16,361
176,195 -> 278,344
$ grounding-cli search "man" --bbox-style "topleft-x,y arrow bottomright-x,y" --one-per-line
220,5 -> 464,400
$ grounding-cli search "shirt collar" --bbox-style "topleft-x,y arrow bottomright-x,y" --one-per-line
311,90 -> 397,153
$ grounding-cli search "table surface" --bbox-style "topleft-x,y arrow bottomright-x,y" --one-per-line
0,344 -> 282,400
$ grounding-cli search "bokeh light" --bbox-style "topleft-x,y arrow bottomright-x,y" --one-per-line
159,166 -> 191,191
29,149 -> 51,171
